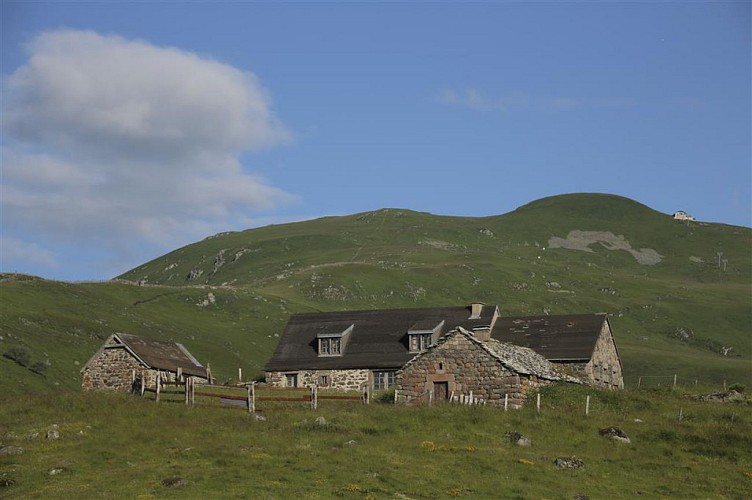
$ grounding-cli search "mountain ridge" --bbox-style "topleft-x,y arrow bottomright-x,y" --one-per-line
1,193 -> 749,393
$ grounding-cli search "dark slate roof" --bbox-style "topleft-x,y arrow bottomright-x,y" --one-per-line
114,333 -> 208,378
491,314 -> 608,361
264,305 -> 499,371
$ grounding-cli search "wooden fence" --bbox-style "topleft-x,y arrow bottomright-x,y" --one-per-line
144,378 -> 367,412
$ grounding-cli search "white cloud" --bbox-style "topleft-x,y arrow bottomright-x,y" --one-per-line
1,30 -> 296,277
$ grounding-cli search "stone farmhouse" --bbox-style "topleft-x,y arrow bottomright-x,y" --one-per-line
81,333 -> 209,392
264,303 -> 623,400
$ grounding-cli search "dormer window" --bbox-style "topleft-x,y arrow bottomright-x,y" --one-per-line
317,324 -> 353,357
408,319 -> 444,353
410,333 -> 431,352
320,337 -> 341,355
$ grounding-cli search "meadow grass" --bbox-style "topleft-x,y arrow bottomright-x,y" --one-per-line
1,384 -> 750,499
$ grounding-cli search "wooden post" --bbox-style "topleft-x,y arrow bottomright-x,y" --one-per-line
694,378 -> 698,386
190,377 -> 195,407
177,367 -> 182,383
394,389 -> 399,404
238,368 -> 242,383
678,407 -> 683,422
585,395 -> 590,416
250,382 -> 255,413
140,370 -> 146,397
536,393 -> 541,413
156,375 -> 161,403
311,384 -> 317,410
504,394 -> 508,411
428,390 -> 433,406
638,377 -> 642,388
673,374 -> 677,388
247,383 -> 252,413
723,380 -> 727,391
132,370 -> 136,384
185,377 -> 190,406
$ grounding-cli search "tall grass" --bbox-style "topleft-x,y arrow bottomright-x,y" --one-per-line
1,385 -> 749,498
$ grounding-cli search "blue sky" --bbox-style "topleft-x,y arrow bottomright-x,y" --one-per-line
1,1 -> 750,281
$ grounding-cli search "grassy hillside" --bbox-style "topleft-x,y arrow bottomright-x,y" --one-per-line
0,384 -> 749,498
1,193 -> 749,393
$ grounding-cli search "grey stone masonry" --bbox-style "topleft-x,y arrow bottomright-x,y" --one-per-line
397,328 -> 574,408
81,348 -> 144,391
265,369 -> 369,391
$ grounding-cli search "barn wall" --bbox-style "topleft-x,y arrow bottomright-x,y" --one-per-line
586,322 -> 623,389
396,334 -> 545,408
81,347 -> 148,392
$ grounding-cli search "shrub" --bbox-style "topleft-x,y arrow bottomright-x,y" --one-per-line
728,383 -> 745,393
372,388 -> 395,404
3,346 -> 30,367
30,360 -> 48,375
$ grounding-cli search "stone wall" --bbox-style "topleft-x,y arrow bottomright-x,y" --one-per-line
81,347 -> 188,392
81,348 -> 147,392
586,321 -> 623,389
265,369 -> 370,391
397,333 -> 546,408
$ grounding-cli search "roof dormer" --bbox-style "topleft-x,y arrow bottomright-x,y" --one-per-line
408,319 -> 444,353
317,324 -> 353,357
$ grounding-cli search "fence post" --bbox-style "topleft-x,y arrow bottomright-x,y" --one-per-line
238,368 -> 242,383
536,393 -> 541,413
638,376 -> 642,388
311,385 -> 317,410
394,389 -> 399,405
140,370 -> 146,397
673,374 -> 677,388
250,382 -> 255,413
585,395 -> 590,416
723,380 -> 727,391
190,377 -> 195,407
428,390 -> 434,406
156,375 -> 161,403
247,383 -> 252,414
185,377 -> 190,406
504,393 -> 508,411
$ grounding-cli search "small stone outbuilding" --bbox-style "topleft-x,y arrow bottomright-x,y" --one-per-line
396,327 -> 578,408
81,333 -> 208,392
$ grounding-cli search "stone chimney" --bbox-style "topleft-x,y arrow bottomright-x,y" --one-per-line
469,302 -> 484,319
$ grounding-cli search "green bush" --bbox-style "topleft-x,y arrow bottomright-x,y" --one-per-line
728,383 -> 745,393
30,360 -> 48,375
372,388 -> 396,404
3,346 -> 30,367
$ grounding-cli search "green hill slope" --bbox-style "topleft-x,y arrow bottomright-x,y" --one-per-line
2,193 -> 749,393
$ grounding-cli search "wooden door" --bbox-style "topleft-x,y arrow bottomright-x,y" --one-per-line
433,382 -> 449,401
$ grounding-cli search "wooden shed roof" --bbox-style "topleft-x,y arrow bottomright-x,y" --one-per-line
264,304 -> 499,372
491,314 -> 608,361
